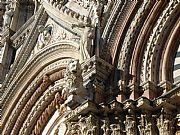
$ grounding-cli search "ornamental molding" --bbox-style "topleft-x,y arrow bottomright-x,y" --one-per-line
2,43 -> 79,120
3,69 -> 66,135
118,0 -> 153,79
141,1 -> 180,83
10,15 -> 35,49
2,6 -> 47,90
101,1 -> 135,61
3,84 -> 179,134
20,82 -> 63,135
3,68 -> 65,135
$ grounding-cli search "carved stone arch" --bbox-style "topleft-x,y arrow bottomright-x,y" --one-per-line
2,42 -> 80,135
116,0 -> 154,86
130,0 -> 167,85
160,17 -> 180,83
102,0 -> 138,63
2,40 -> 80,108
139,2 -> 180,84
150,2 -> 180,84
19,71 -> 65,135
41,110 -> 68,135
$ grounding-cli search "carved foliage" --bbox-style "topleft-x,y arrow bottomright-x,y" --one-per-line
124,115 -> 137,135
138,114 -> 158,135
65,114 -> 99,135
157,108 -> 175,135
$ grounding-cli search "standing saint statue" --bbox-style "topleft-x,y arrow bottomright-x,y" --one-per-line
3,4 -> 14,29
72,17 -> 95,61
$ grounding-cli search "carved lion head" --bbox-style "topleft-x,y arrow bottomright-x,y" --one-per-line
66,59 -> 82,76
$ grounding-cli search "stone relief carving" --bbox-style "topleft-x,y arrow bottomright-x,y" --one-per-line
61,59 -> 88,110
89,0 -> 104,28
124,115 -> 137,135
53,27 -> 80,43
101,117 -> 111,135
34,25 -> 52,53
138,114 -> 158,135
72,0 -> 91,9
65,114 -> 99,135
110,124 -> 122,135
157,108 -> 175,135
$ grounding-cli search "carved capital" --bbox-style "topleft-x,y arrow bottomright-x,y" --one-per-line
137,97 -> 153,111
157,108 -> 176,135
65,113 -> 100,135
124,115 -> 137,135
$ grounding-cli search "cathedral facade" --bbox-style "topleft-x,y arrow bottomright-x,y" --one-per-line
0,0 -> 180,134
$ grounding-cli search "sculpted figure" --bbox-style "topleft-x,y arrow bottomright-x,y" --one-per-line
3,4 -> 14,29
34,25 -> 52,53
90,0 -> 104,27
61,59 -> 88,109
72,17 -> 95,61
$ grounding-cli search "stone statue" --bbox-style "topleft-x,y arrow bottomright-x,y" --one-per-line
34,25 -> 52,53
61,59 -> 88,109
90,0 -> 104,27
89,0 -> 105,56
3,4 -> 14,29
72,17 -> 95,61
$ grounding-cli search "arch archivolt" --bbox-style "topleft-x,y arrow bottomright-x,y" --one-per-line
140,1 -> 180,84
20,80 -> 64,135
111,1 -> 180,100
130,0 -> 167,84
160,17 -> 180,83
2,42 -> 80,135
3,41 -> 79,110
117,0 -> 153,84
101,0 -> 137,61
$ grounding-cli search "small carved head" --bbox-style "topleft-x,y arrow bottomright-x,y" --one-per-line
66,59 -> 82,76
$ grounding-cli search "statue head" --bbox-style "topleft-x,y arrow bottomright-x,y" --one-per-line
66,59 -> 82,76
